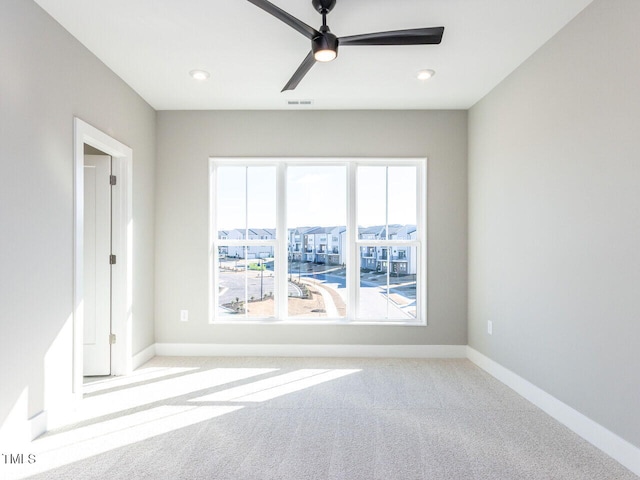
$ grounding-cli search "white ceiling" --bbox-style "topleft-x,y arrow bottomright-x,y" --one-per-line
34,0 -> 593,111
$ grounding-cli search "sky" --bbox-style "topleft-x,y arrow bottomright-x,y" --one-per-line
216,164 -> 417,231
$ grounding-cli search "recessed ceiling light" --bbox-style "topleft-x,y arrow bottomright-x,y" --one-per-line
417,69 -> 435,81
189,70 -> 210,81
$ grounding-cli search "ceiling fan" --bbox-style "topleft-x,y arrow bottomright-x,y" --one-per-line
247,0 -> 445,92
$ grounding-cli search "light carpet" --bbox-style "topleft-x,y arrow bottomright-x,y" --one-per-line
10,357 -> 639,480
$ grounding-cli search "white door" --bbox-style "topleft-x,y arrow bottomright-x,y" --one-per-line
84,154 -> 112,376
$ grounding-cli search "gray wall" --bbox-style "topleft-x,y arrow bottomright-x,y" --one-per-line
468,0 -> 640,448
0,0 -> 156,438
155,110 -> 467,346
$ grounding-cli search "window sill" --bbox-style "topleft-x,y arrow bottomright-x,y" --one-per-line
209,319 -> 427,327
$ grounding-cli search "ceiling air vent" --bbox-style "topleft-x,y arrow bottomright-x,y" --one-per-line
287,100 -> 314,106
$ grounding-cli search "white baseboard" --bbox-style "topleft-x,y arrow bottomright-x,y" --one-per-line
29,411 -> 47,441
154,343 -> 467,359
0,411 -> 48,449
467,347 -> 640,477
0,389 -> 35,448
132,344 -> 156,370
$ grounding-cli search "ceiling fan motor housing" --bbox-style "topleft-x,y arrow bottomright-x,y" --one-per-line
312,0 -> 336,14
313,26 -> 339,60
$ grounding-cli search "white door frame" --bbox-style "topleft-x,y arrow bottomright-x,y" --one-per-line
73,118 -> 133,397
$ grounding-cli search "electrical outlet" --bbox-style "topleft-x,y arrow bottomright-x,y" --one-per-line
487,320 -> 493,335
180,310 -> 189,322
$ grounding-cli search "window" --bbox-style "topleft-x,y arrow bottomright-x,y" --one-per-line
211,159 -> 426,324
214,166 -> 277,318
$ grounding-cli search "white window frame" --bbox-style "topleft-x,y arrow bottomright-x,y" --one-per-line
209,158 -> 427,326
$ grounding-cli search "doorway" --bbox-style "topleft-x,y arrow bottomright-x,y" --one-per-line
73,118 -> 133,398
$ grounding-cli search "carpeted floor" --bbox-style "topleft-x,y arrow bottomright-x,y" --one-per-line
10,357 -> 639,479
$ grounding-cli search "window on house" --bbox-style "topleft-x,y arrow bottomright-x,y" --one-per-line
211,159 -> 426,324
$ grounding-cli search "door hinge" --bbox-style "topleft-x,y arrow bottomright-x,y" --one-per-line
110,175 -> 117,186
109,254 -> 117,265
109,334 -> 116,345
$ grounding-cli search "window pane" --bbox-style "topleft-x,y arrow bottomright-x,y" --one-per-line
246,257 -> 275,318
358,256 -> 388,321
287,258 -> 347,319
357,166 -> 386,230
287,166 -> 346,227
287,166 -> 346,319
217,166 -> 276,239
358,245 -> 418,321
247,166 -> 276,235
388,247 -> 417,319
388,166 -> 417,234
217,167 -> 246,239
218,247 -> 247,318
217,247 -> 275,319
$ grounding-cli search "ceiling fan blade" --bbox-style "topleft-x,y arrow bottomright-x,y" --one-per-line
339,27 -> 444,46
282,51 -> 316,92
247,0 -> 319,39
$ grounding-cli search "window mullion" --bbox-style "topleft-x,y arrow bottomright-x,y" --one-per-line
418,161 -> 427,323
347,161 -> 357,321
243,168 -> 249,318
385,166 -> 390,319
276,162 -> 288,319
210,162 -> 218,323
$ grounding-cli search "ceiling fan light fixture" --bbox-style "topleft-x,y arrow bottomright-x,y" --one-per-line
417,69 -> 435,81
189,69 -> 210,81
312,31 -> 338,62
314,49 -> 337,62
